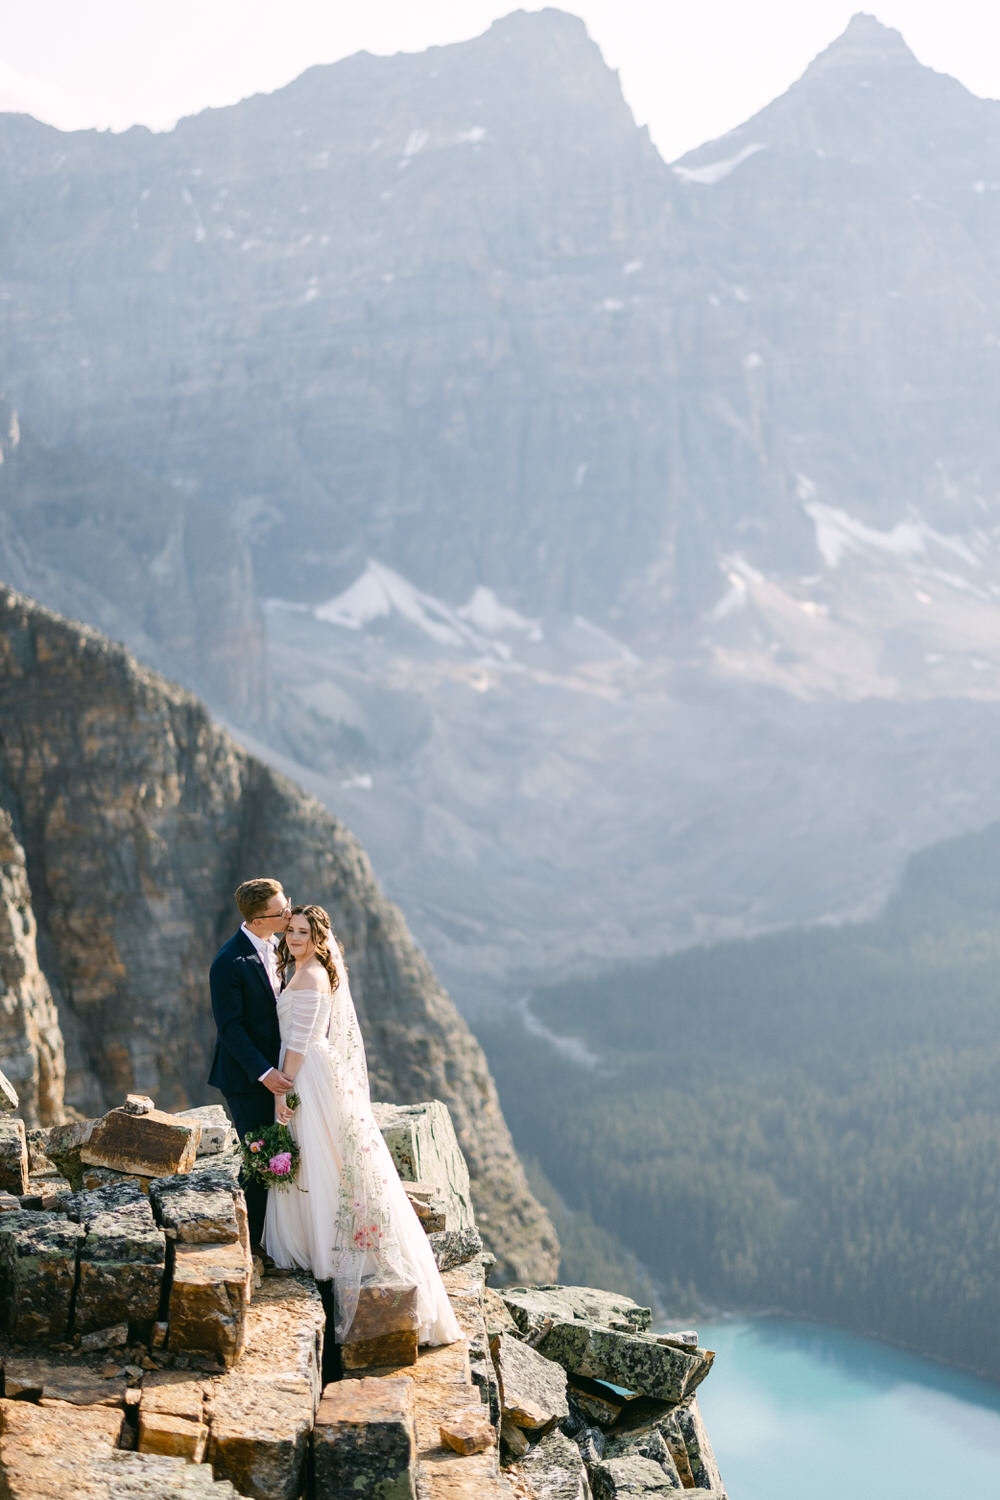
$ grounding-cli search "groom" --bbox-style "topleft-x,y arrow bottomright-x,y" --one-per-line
208,877 -> 293,1249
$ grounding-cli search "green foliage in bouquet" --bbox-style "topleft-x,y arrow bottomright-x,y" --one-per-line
241,1122 -> 301,1190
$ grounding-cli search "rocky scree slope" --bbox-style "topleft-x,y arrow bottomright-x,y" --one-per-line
0,584 -> 557,1281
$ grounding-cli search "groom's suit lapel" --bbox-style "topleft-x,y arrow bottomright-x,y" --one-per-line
235,929 -> 276,1007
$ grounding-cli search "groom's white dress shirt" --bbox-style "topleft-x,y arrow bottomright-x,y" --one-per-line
241,923 -> 280,1082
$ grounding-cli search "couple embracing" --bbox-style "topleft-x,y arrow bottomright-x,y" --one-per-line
207,877 -> 461,1349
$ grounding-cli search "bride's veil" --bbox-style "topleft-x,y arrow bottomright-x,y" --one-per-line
324,943 -> 441,1342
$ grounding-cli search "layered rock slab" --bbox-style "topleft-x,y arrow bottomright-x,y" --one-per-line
491,1330 -> 568,1432
168,1241 -> 253,1367
589,1455 -> 685,1497
204,1272 -> 324,1500
1,1346 -> 128,1406
374,1102 -> 476,1234
313,1375 -> 418,1500
81,1107 -> 200,1178
0,1120 -> 28,1196
150,1172 -> 242,1244
536,1321 -> 712,1404
341,1283 -> 420,1372
501,1287 -> 651,1342
0,1208 -> 84,1340
0,1396 -> 125,1498
69,1184 -> 166,1335
512,1427 -> 592,1499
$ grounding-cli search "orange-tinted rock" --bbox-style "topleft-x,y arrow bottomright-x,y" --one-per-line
81,1107 -> 200,1178
168,1241 -> 252,1366
342,1328 -> 419,1371
138,1408 -> 208,1461
313,1376 -> 417,1500
440,1405 -> 495,1455
0,1396 -> 124,1499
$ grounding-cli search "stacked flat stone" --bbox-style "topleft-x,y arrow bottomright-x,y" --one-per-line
491,1284 -> 727,1499
0,1081 -> 730,1500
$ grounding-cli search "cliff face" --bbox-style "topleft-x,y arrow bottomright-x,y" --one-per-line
0,398 -> 267,723
0,585 -> 557,1279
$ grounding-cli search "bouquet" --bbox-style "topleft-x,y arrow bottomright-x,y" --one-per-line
241,1120 -> 302,1190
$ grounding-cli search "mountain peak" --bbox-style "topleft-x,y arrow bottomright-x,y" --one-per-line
810,11 -> 920,73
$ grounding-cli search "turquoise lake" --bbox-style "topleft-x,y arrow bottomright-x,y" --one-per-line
695,1318 -> 1000,1498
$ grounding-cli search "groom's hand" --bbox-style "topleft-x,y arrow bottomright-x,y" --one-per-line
262,1068 -> 294,1094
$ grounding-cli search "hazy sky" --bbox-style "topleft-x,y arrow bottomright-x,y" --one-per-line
3,1 -> 1000,161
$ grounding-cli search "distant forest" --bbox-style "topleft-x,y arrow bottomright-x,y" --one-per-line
478,820 -> 1000,1377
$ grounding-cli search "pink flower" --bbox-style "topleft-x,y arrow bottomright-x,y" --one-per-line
269,1151 -> 292,1176
249,1141 -> 263,1153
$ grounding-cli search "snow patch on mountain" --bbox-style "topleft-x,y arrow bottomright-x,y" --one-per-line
314,562 -> 542,657
458,585 -> 542,640
674,143 -> 765,186
805,502 -> 982,571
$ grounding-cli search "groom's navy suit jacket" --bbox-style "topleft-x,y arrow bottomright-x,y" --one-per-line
207,929 -> 281,1095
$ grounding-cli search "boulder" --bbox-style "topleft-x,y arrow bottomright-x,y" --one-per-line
76,1216 -> 166,1336
81,1107 -> 200,1178
149,1172 -> 241,1244
207,1368 -> 316,1499
141,1368 -> 209,1423
23,1172 -> 72,1209
403,1180 -> 449,1232
0,1398 -> 125,1499
500,1413 -> 529,1461
199,1271 -> 324,1498
514,1427 -> 592,1499
590,1455 -> 685,1497
439,1404 -> 495,1455
81,1165 -> 154,1193
232,1272 -> 325,1413
0,1118 -> 29,1195
2,1350 -> 127,1406
656,1330 -> 699,1350
658,1395 -> 724,1494
177,1105 -> 237,1157
502,1286 -> 651,1342
341,1283 -> 420,1372
79,1322 -> 130,1352
567,1375 -> 629,1428
122,1095 -> 156,1116
313,1375 -> 418,1500
603,1423 -> 683,1485
0,1067 -> 18,1112
429,1225 -> 485,1271
68,1183 -> 166,1335
491,1330 -> 569,1432
138,1408 -> 208,1462
536,1322 -> 712,1404
483,1284 -> 520,1337
91,1450 -> 245,1497
168,1241 -> 252,1367
43,1116 -> 98,1189
373,1101 -> 475,1232
0,1209 -> 84,1341
0,1192 -> 21,1213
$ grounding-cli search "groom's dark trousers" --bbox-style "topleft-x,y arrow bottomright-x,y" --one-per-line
207,929 -> 282,1249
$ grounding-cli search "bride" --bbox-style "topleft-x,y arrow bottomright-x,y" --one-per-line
262,904 -> 462,1348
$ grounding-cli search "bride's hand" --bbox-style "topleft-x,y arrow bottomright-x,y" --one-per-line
275,1097 -> 292,1125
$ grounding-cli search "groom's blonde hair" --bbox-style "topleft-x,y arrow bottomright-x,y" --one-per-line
235,877 -> 284,921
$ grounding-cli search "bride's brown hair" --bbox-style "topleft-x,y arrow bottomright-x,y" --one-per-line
277,904 -> 342,992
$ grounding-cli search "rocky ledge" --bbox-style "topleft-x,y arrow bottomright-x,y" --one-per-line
0,1070 -> 726,1498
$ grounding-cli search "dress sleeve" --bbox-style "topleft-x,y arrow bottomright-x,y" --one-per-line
285,987 -> 327,1054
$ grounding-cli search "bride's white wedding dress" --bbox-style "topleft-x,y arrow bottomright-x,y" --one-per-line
262,953 -> 462,1347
